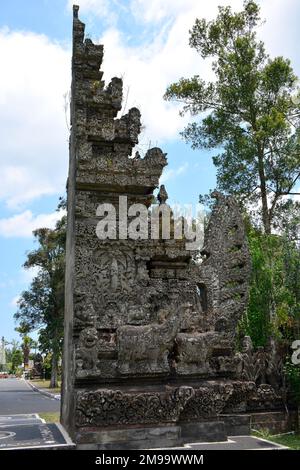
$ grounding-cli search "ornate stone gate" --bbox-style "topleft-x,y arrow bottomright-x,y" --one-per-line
61,6 -> 283,449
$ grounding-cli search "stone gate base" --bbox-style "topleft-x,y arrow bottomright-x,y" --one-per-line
75,411 -> 297,450
76,418 -> 247,450
76,423 -> 225,450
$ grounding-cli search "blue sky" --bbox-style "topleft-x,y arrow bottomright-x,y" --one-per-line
0,0 -> 299,343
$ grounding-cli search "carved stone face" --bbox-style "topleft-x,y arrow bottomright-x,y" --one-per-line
242,336 -> 253,353
176,386 -> 195,401
79,327 -> 98,349
128,306 -> 144,323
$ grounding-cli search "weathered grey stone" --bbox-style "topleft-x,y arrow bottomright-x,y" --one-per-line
180,421 -> 227,443
76,424 -> 183,449
220,414 -> 251,436
236,335 -> 285,394
76,425 -> 181,448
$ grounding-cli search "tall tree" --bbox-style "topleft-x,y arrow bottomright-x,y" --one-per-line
11,349 -> 23,373
164,0 -> 300,233
15,208 -> 66,388
16,323 -> 33,371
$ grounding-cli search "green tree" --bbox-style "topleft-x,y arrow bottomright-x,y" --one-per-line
5,348 -> 13,364
16,322 -> 34,370
5,340 -> 20,367
11,349 -> 23,373
164,0 -> 300,233
240,223 -> 300,348
29,340 -> 39,359
281,231 -> 300,338
15,207 -> 66,388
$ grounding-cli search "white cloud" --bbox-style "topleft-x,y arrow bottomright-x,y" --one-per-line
98,26 -> 200,144
10,295 -> 20,307
130,0 -> 194,23
0,210 -> 64,238
18,266 -> 39,286
68,0 -> 113,16
19,266 -> 40,284
0,28 -> 70,209
129,0 -> 241,24
73,0 -> 241,24
160,163 -> 189,184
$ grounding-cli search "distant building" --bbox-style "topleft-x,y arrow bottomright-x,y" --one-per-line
0,337 -> 6,367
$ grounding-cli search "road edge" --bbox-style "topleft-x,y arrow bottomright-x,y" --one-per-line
26,380 -> 61,401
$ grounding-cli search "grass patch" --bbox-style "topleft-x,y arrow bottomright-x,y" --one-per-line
269,433 -> 300,450
252,429 -> 300,449
30,379 -> 61,394
38,412 -> 60,423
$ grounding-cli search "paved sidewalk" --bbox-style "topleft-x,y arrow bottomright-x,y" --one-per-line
170,435 -> 289,450
0,414 -> 74,450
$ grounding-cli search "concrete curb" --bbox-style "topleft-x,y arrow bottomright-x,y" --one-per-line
26,380 -> 61,401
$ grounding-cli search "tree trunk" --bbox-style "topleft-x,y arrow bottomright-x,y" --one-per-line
50,352 -> 58,388
257,152 -> 271,234
23,346 -> 30,368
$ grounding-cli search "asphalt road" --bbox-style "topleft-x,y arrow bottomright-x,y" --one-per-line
0,378 -> 60,415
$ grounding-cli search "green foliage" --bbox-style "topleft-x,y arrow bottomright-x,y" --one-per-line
165,1 -> 300,233
240,224 -> 300,348
253,428 -> 300,449
14,201 -> 66,387
269,432 -> 300,450
284,357 -> 300,404
252,428 -> 271,440
5,348 -> 13,364
11,349 -> 23,373
38,412 -> 60,423
15,324 -> 35,367
42,353 -> 53,380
